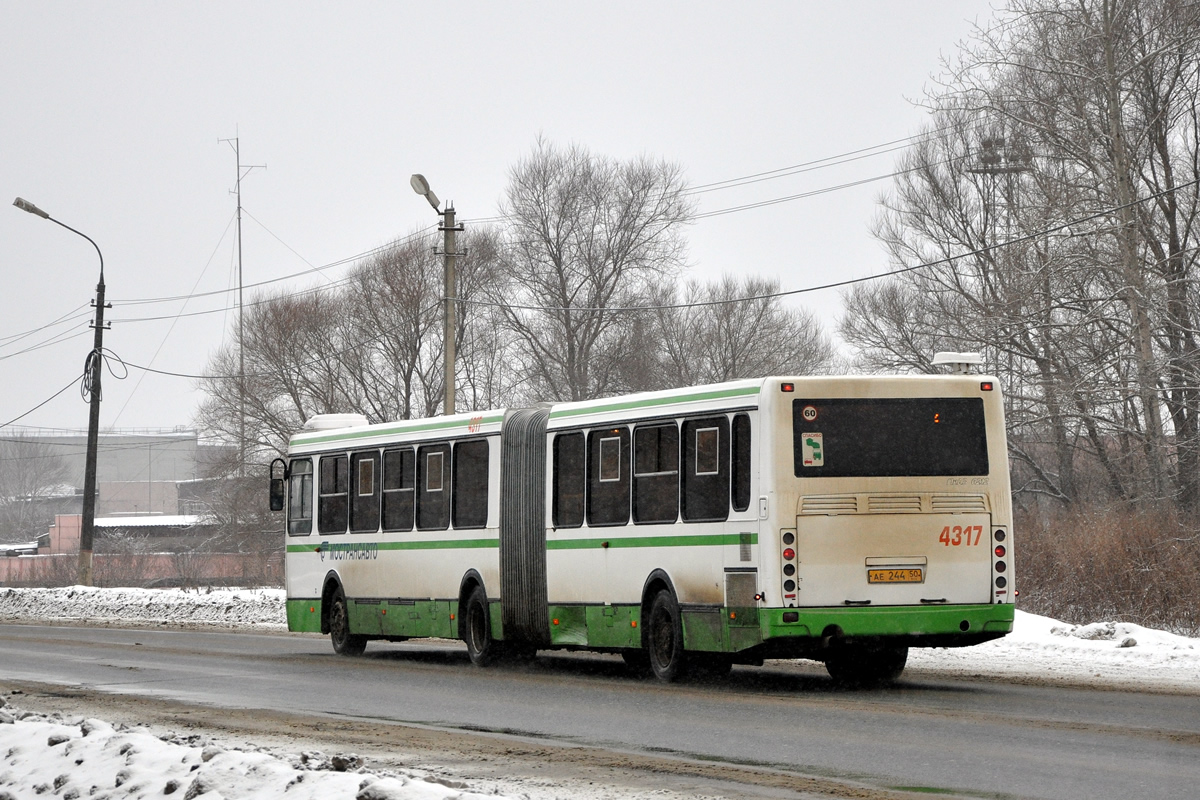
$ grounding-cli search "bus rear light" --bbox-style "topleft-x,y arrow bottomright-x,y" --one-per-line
782,612 -> 799,623
784,579 -> 796,591
980,381 -> 994,391
994,545 -> 1006,557
783,548 -> 795,561
994,530 -> 1006,542
782,531 -> 795,545
781,383 -> 795,392
783,564 -> 796,576
995,561 -> 1006,573
995,576 -> 1007,588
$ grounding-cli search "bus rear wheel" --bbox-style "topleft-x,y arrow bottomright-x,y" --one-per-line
329,586 -> 367,656
463,585 -> 498,667
646,589 -> 689,682
824,643 -> 907,686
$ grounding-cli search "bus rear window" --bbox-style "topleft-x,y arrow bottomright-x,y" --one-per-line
793,398 -> 988,477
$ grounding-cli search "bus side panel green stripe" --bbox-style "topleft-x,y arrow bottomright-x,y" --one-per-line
546,532 -> 758,550
292,414 -> 505,446
549,385 -> 761,419
286,538 -> 498,554
288,533 -> 752,554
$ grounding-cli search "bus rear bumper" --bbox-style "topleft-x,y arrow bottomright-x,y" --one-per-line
682,602 -> 1014,657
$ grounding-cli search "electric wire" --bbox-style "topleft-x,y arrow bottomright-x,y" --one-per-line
0,375 -> 86,429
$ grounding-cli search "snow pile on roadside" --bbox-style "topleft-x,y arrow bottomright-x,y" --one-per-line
0,696 -> 513,800
0,586 -> 285,630
907,610 -> 1200,691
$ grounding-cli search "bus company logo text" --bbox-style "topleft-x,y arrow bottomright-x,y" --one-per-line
318,541 -> 379,561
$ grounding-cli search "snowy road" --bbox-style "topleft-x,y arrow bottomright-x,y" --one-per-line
1,621 -> 1198,799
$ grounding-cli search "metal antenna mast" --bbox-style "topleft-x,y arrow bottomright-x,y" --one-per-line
219,135 -> 265,477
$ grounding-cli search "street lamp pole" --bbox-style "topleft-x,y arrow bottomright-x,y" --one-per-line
409,175 -> 462,416
13,197 -> 107,586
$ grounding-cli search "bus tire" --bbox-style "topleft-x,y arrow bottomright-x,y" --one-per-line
329,586 -> 367,656
463,584 -> 498,667
646,589 -> 689,682
825,644 -> 907,686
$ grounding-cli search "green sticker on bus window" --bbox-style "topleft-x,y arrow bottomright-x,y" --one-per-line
802,433 -> 823,467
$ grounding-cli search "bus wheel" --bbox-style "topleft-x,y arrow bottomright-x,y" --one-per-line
463,585 -> 498,667
329,586 -> 367,656
647,589 -> 688,682
824,644 -> 907,686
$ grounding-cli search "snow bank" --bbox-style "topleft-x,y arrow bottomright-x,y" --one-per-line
0,586 -> 286,630
907,610 -> 1200,691
0,696 -> 513,800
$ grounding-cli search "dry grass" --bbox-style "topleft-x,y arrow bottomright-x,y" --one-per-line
1015,506 -> 1200,636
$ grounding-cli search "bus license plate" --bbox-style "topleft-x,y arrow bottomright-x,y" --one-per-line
868,568 -> 924,584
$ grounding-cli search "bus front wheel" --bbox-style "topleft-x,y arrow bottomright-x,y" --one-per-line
329,586 -> 367,656
463,585 -> 498,667
646,589 -> 689,682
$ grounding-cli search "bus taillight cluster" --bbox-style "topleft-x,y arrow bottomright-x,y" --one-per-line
993,528 -> 1009,591
781,531 -> 797,601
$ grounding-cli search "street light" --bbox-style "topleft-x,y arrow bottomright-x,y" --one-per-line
410,175 -> 461,416
13,197 -> 107,586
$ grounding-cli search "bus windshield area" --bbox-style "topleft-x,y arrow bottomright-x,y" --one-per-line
792,397 -> 989,478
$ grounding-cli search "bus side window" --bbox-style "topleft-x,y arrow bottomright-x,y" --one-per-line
553,432 -> 585,528
349,451 -> 381,533
732,414 -> 752,513
318,454 -> 349,534
287,458 -> 313,535
382,448 -> 415,532
633,423 -> 679,524
587,427 -> 630,527
453,439 -> 489,529
417,443 -> 451,530
682,417 -> 730,522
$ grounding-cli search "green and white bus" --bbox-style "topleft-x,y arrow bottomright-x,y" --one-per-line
272,373 -> 1015,683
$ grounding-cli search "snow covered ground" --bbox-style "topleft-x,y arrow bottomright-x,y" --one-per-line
0,702 -> 516,800
1,586 -> 1199,798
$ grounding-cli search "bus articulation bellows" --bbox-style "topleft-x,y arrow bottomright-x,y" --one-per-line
271,374 -> 1015,684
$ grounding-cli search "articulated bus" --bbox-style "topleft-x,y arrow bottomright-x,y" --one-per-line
271,373 -> 1014,683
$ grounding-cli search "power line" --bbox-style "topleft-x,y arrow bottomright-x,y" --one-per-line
0,375 -> 86,429
458,178 -> 1200,313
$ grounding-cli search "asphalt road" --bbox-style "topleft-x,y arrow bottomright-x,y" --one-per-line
1,623 -> 1196,799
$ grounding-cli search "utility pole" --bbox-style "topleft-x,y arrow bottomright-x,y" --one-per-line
441,204 -> 458,416
12,197 -> 106,585
410,175 -> 463,416
218,136 -> 264,476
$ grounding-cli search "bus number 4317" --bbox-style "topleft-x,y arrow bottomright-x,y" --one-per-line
939,525 -> 983,546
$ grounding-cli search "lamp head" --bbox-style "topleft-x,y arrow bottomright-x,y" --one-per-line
409,174 -> 440,211
13,197 -> 49,219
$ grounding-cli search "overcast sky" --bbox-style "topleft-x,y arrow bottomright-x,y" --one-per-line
1,1 -> 996,435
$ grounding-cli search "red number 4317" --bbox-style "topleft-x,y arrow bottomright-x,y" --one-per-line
939,525 -> 983,546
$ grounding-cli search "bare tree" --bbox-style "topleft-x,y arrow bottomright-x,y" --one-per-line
647,275 -> 835,389
0,434 -> 71,541
842,0 -> 1200,509
493,140 -> 695,402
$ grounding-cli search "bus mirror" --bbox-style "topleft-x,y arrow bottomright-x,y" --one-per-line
269,478 -> 285,512
269,457 -> 287,512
